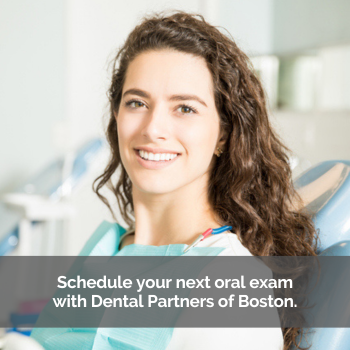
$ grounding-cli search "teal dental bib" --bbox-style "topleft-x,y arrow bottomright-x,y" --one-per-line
31,221 -> 224,350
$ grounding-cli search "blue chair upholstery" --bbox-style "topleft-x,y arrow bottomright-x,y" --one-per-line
293,160 -> 350,349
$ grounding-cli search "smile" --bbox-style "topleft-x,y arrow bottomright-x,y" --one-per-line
138,149 -> 178,161
134,149 -> 180,169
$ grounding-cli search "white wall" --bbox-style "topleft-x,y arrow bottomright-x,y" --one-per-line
0,0 -> 65,194
271,111 -> 350,178
273,0 -> 350,55
218,0 -> 274,56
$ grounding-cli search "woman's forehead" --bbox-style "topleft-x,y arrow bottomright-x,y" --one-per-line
123,50 -> 215,103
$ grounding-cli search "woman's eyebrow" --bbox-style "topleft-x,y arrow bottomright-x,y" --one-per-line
168,94 -> 207,107
123,88 -> 150,99
123,88 -> 207,107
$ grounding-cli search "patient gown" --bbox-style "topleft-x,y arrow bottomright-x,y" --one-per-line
31,221 -> 284,349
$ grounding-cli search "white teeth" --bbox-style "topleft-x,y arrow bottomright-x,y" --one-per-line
138,150 -> 178,161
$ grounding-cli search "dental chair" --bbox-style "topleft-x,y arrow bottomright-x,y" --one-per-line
0,138 -> 105,256
294,160 -> 350,349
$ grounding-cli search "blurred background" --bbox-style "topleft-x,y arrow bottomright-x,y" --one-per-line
0,0 -> 350,339
1,0 -> 350,257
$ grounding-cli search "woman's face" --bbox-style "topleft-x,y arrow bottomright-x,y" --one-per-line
116,50 -> 223,195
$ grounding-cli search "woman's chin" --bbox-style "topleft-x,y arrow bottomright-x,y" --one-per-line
133,180 -> 179,196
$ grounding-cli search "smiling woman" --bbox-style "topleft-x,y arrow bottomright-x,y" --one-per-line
115,50 -> 223,207
31,10 -> 318,350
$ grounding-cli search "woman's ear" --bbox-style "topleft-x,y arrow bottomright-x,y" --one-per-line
217,128 -> 228,150
214,133 -> 227,157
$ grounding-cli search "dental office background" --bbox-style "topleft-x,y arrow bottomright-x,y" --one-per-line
1,0 -> 350,257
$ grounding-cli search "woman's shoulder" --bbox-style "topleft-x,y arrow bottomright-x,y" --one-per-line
197,232 -> 253,256
80,221 -> 126,256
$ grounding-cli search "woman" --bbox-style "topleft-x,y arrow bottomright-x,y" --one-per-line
32,11 -> 317,350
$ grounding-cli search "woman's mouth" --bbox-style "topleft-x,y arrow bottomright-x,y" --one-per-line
134,149 -> 181,169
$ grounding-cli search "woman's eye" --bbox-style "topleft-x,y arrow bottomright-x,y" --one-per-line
178,105 -> 197,114
126,100 -> 146,108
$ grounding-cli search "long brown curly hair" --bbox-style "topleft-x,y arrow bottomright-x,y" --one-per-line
93,11 -> 318,349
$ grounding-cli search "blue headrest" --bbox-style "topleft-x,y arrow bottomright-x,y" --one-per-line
294,161 -> 350,349
294,160 -> 350,253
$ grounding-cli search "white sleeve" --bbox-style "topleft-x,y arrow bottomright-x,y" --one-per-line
166,327 -> 284,350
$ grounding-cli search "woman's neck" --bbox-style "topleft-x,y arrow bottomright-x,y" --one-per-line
129,177 -> 222,247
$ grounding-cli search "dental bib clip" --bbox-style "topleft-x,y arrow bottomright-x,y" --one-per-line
183,225 -> 232,253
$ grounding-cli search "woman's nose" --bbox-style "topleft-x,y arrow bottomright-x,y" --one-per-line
141,105 -> 170,140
